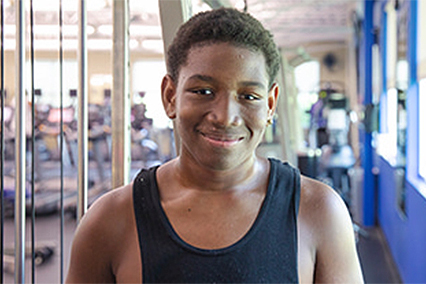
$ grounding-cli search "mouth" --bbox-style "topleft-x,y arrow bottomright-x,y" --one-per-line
199,131 -> 244,148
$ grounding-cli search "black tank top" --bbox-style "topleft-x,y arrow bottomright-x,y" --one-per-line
133,158 -> 300,283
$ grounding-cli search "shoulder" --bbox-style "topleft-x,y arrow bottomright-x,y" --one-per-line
79,183 -> 134,234
298,175 -> 364,282
78,183 -> 135,248
298,175 -> 352,243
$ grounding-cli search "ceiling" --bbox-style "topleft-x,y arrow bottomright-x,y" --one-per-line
246,0 -> 361,50
1,0 -> 363,55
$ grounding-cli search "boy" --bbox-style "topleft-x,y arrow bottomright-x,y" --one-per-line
66,8 -> 363,283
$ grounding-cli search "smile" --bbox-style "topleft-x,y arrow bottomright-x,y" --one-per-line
199,132 -> 244,148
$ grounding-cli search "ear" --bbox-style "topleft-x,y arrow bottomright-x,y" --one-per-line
161,75 -> 177,119
267,83 -> 279,119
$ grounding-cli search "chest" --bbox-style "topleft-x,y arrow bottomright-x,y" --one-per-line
114,215 -> 315,283
162,191 -> 266,250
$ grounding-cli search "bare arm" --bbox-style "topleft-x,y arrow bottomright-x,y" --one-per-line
66,191 -> 118,283
300,177 -> 364,283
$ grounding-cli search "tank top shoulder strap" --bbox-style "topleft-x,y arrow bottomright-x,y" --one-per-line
268,157 -> 301,217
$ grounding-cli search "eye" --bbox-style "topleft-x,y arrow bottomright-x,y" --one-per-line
192,88 -> 213,96
238,93 -> 260,101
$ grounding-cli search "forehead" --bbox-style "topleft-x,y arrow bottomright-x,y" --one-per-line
179,42 -> 269,85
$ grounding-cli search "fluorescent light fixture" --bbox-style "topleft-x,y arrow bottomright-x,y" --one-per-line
4,25 -> 16,36
6,24 -> 95,37
98,25 -> 113,36
33,39 -> 78,50
98,25 -> 161,38
141,39 -> 164,52
87,39 -> 112,50
4,39 -> 15,50
32,39 -> 111,51
419,79 -> 426,179
99,25 -> 162,38
129,25 -> 162,37
33,25 -> 95,37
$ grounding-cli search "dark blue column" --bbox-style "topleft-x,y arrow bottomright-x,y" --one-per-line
362,0 -> 376,226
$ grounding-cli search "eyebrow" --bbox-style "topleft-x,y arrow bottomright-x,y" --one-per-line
187,74 -> 266,90
187,74 -> 217,84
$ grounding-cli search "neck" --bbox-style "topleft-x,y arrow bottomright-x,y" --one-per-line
170,154 -> 268,192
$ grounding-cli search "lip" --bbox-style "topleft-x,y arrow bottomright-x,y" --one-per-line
199,132 -> 244,148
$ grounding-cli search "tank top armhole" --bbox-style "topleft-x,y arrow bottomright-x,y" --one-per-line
132,169 -> 146,265
293,166 -> 301,217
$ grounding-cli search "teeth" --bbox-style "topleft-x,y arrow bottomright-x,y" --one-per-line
199,131 -> 241,142
211,136 -> 233,141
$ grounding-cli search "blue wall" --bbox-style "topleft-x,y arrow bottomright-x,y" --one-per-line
378,157 -> 426,282
376,1 -> 426,281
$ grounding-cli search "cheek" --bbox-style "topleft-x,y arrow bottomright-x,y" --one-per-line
242,106 -> 269,129
175,102 -> 202,128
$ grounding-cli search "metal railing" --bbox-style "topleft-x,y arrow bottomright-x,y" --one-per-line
0,0 -> 131,282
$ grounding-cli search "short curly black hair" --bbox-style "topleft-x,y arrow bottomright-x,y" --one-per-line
166,8 -> 281,88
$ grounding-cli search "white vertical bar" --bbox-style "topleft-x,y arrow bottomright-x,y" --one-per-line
111,0 -> 130,188
158,0 -> 192,156
15,0 -> 26,282
275,55 -> 298,166
77,0 -> 88,222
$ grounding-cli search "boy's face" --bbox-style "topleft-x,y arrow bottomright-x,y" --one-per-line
162,42 -> 278,171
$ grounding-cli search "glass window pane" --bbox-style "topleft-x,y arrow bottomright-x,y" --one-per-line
419,79 -> 426,179
132,60 -> 169,129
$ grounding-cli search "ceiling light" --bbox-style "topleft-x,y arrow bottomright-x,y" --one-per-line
33,39 -> 78,50
141,39 -> 164,52
129,25 -> 161,37
3,39 -> 15,50
4,25 -> 16,36
33,25 -> 95,37
87,39 -> 112,50
98,25 -> 113,36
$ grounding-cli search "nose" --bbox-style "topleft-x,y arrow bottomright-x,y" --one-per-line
207,94 -> 242,127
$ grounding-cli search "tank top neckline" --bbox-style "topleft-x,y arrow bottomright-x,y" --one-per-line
149,158 -> 278,256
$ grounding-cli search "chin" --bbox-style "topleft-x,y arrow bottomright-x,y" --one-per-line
201,153 -> 254,172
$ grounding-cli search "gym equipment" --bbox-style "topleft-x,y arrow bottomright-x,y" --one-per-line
2,241 -> 56,274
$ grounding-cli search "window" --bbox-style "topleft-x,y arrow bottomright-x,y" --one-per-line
29,60 -> 78,107
387,88 -> 398,158
419,79 -> 426,180
294,60 -> 320,140
418,0 -> 426,181
132,60 -> 169,128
